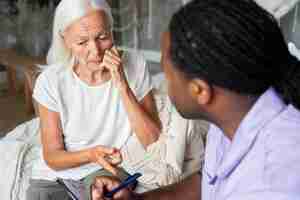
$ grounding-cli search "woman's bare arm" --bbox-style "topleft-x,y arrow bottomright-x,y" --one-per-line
120,88 -> 162,148
38,103 -> 121,174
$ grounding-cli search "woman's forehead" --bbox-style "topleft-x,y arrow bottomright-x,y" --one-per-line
66,10 -> 110,35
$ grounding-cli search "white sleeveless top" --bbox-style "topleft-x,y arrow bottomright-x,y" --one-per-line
32,51 -> 152,180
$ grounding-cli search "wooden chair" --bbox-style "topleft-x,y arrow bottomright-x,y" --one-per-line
23,64 -> 44,116
0,48 -> 46,115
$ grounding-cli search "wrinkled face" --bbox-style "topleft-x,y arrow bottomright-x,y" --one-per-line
161,32 -> 201,119
63,10 -> 113,71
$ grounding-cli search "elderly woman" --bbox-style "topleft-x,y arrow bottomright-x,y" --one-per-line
26,0 -> 162,199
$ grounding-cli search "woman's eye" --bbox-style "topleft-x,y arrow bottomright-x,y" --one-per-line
97,35 -> 108,40
78,41 -> 87,46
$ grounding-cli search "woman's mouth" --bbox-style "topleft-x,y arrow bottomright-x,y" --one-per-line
89,60 -> 102,64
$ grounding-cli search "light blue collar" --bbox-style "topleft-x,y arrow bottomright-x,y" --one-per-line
204,88 -> 286,184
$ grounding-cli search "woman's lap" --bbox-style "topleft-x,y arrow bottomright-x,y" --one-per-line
26,179 -> 71,200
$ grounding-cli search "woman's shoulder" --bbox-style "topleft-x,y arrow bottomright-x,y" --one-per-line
37,63 -> 71,83
123,50 -> 146,78
39,63 -> 69,77
123,50 -> 145,68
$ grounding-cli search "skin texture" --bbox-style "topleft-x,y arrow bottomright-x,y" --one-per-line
38,9 -> 161,176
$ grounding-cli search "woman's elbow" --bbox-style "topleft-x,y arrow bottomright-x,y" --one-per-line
146,124 -> 162,145
153,124 -> 162,141
43,152 -> 62,171
44,159 -> 58,171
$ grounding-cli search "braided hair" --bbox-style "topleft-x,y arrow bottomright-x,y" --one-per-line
169,0 -> 300,109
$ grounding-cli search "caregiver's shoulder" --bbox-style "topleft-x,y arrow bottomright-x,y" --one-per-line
265,104 -> 300,150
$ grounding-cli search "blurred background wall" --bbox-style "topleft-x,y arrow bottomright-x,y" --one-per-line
0,0 -> 299,82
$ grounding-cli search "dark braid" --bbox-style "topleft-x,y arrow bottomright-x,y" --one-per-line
169,0 -> 300,109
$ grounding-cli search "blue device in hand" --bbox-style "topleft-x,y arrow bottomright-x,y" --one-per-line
104,172 -> 142,198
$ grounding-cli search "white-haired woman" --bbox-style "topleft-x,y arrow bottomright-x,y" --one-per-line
27,0 -> 161,199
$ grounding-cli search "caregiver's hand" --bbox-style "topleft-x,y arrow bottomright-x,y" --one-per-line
89,146 -> 122,175
92,176 -> 133,200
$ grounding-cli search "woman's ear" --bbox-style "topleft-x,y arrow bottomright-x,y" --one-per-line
60,30 -> 71,50
188,79 -> 212,106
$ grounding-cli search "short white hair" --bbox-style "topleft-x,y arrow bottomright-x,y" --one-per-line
47,0 -> 113,65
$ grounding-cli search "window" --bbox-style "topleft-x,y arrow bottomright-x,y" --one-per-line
110,0 -> 187,74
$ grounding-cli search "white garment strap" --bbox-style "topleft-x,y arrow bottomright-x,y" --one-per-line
255,0 -> 300,19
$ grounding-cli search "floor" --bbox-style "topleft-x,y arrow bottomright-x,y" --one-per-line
0,82 -> 34,138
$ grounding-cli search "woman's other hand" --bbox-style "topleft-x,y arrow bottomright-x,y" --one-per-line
89,146 -> 122,175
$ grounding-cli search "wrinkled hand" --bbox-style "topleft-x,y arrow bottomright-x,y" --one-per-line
89,146 -> 122,175
92,176 -> 133,200
101,46 -> 128,91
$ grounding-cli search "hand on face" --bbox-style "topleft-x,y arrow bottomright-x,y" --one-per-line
89,146 -> 122,176
100,46 -> 128,90
92,176 -> 133,200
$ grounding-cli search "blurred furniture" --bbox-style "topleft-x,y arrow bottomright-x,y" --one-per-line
23,64 -> 44,116
0,49 -> 18,95
0,48 -> 46,115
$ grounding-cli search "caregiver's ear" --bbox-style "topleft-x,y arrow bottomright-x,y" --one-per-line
188,78 -> 213,105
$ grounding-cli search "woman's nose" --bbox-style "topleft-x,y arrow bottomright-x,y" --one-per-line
89,40 -> 102,56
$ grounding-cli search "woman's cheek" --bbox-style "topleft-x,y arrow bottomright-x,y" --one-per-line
101,39 -> 113,50
73,46 -> 88,62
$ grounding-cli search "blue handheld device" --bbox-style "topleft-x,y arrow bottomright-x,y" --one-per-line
104,172 -> 142,198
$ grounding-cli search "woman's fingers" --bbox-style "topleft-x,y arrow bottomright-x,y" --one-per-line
102,54 -> 121,78
103,48 -> 123,71
97,49 -> 120,74
100,48 -> 128,90
95,146 -> 122,175
103,51 -> 121,69
102,58 -> 122,87
103,56 -> 120,68
95,146 -> 122,164
96,145 -> 116,154
105,49 -> 122,62
97,156 -> 118,175
111,46 -> 119,56
105,150 -> 122,165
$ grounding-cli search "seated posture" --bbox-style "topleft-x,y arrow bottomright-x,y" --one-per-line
92,0 -> 300,199
27,0 -> 163,199
26,0 -> 207,199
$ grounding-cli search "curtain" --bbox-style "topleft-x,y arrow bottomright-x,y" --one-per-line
255,0 -> 300,19
111,0 -> 300,67
111,0 -> 184,60
278,1 -> 300,48
0,1 -> 18,49
0,0 -> 55,56
110,0 -> 187,74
